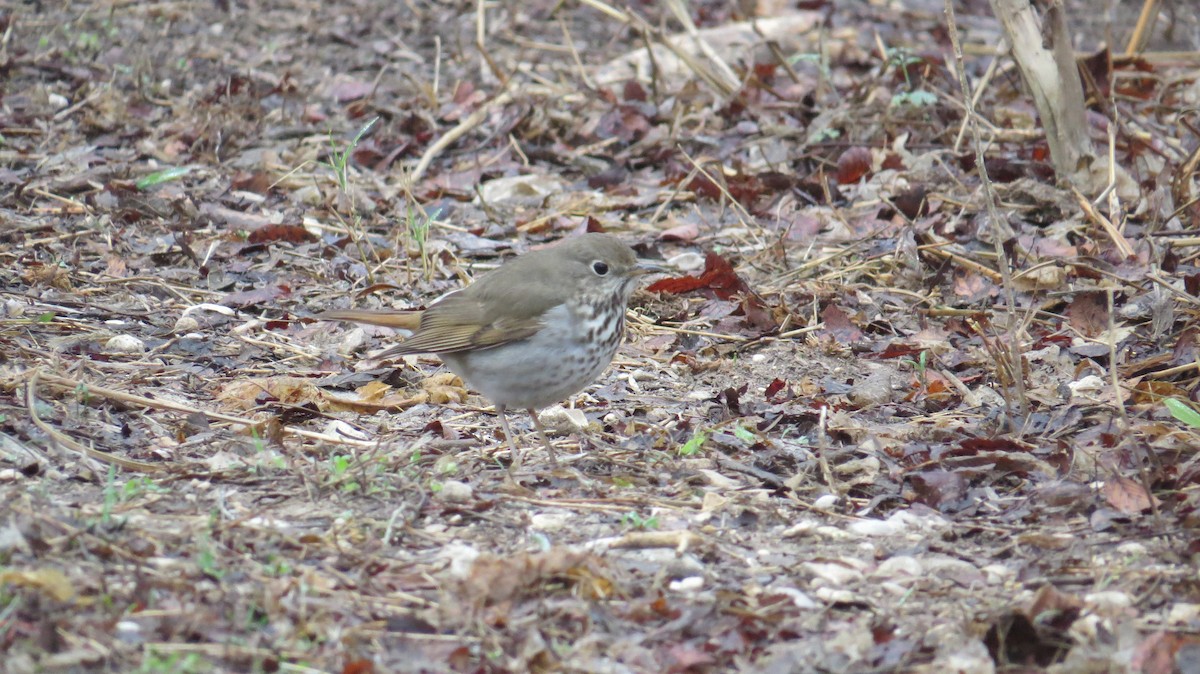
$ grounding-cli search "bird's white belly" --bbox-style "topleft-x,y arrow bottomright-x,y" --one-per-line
439,303 -> 623,410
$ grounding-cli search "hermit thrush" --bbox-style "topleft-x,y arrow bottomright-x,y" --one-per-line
320,233 -> 663,471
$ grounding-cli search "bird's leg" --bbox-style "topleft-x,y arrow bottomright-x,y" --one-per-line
527,408 -> 558,467
496,405 -> 522,474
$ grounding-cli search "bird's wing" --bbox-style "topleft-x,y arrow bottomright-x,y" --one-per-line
375,294 -> 547,357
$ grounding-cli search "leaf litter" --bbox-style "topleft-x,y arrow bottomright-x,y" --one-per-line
2,0 -> 1200,672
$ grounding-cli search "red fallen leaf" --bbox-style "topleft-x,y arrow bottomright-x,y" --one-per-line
764,378 -> 787,400
1103,476 -> 1158,514
876,342 -> 924,359
330,77 -> 374,103
248,223 -> 316,243
919,376 -> 950,396
1028,585 -> 1083,631
623,80 -> 647,102
584,215 -> 607,233
648,274 -> 710,295
667,644 -> 715,669
958,437 -> 1030,453
446,647 -> 472,671
204,74 -> 251,103
952,269 -> 991,300
1131,632 -> 1200,674
698,254 -> 742,294
986,156 -> 1027,182
658,222 -> 700,242
818,304 -> 862,342
222,284 -> 290,309
782,211 -> 822,241
725,172 -> 763,207
587,166 -> 628,190
1022,233 -> 1077,258
1065,291 -> 1108,338
893,185 -> 929,219
231,171 -> 273,195
908,470 -> 968,509
648,253 -> 778,332
753,61 -> 778,83
452,80 -> 475,104
686,173 -> 723,200
594,104 -> 651,143
351,138 -> 388,169
651,594 -> 680,618
797,174 -> 843,205
648,253 -> 741,297
757,171 -> 795,191
984,612 -> 1066,667
1172,326 -> 1199,364
1080,47 -> 1112,98
302,105 -> 327,123
836,146 -> 872,184
881,153 -> 906,171
246,224 -> 317,245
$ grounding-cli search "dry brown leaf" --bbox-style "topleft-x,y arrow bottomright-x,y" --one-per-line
217,377 -> 321,411
1102,476 -> 1159,514
460,549 -> 612,606
0,568 -> 76,602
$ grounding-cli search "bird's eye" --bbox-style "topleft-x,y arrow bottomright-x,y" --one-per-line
591,261 -> 609,276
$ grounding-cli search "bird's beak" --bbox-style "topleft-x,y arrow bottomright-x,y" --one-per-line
633,260 -> 671,276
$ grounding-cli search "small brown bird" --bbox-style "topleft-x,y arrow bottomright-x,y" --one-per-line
320,233 -> 663,471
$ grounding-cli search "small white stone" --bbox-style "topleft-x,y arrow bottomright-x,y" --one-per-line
814,525 -> 853,540
802,561 -> 863,586
174,315 -> 200,333
874,556 -> 923,578
1068,375 -> 1106,394
812,494 -> 839,510
982,564 -> 1015,584
775,586 -> 820,609
645,408 -> 670,422
441,542 -> 480,579
48,93 -> 70,110
1084,590 -> 1132,613
813,587 -> 856,604
338,327 -> 369,356
434,480 -> 473,503
884,509 -> 949,532
781,520 -> 820,537
698,471 -> 740,490
323,419 -> 369,441
183,303 -> 235,317
104,334 -> 145,354
1167,603 -> 1200,624
293,184 -> 323,206
538,405 -> 589,433
1115,541 -> 1148,557
847,518 -> 899,537
529,513 -> 570,531
669,576 -> 704,593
